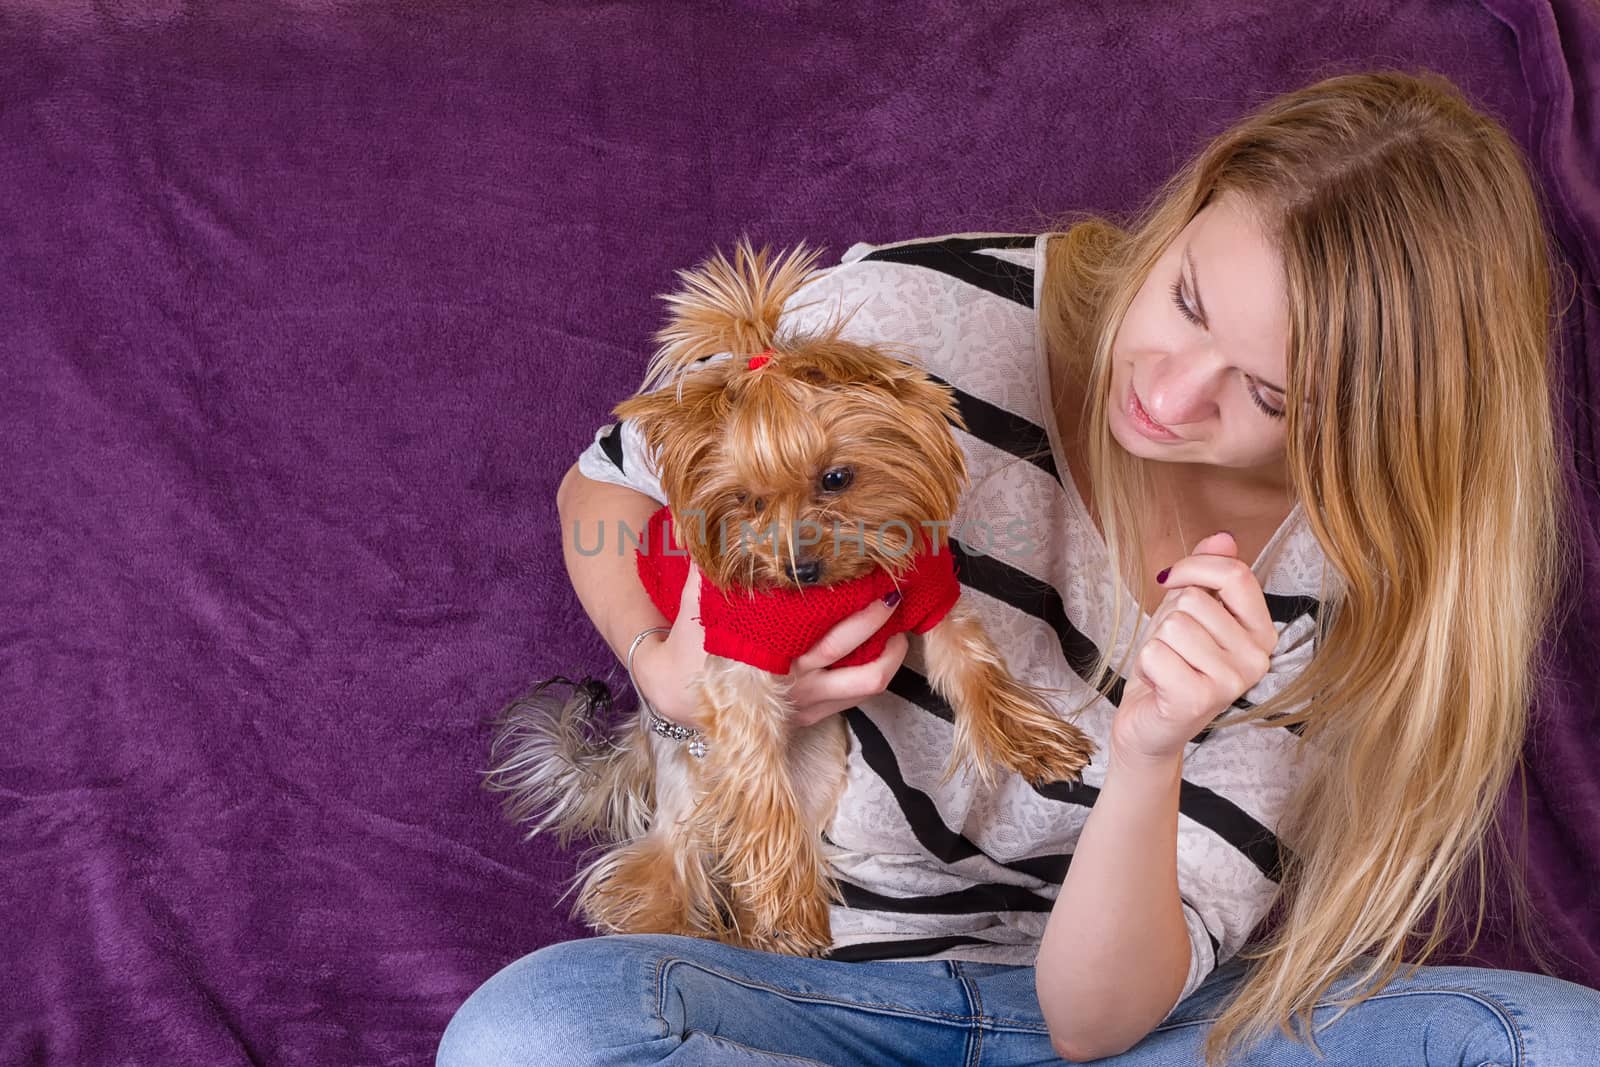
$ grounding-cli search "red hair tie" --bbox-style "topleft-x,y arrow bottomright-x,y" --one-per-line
747,350 -> 774,370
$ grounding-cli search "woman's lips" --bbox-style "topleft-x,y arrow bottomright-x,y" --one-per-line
1126,384 -> 1183,442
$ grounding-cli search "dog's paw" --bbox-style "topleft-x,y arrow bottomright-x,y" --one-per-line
958,679 -> 1097,786
1002,715 -> 1095,785
736,868 -> 835,958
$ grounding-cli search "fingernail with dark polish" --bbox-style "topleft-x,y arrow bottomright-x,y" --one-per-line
1156,568 -> 1170,584
883,591 -> 902,607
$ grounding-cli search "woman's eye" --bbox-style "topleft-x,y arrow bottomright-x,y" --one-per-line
820,467 -> 854,493
1169,279 -> 1203,327
1166,271 -> 1284,420
1247,380 -> 1287,420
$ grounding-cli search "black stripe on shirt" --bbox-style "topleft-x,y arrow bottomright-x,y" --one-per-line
871,668 -> 1289,884
949,536 -> 1315,744
1033,775 -> 1283,883
1265,594 -> 1322,626
1178,782 -> 1286,881
846,707 -> 980,867
866,234 -> 1041,254
597,421 -> 626,473
948,540 -> 1122,698
846,708 -> 1072,886
826,922 -> 1218,969
837,879 -> 1054,915
825,935 -> 1000,963
876,655 -> 1113,755
1181,897 -> 1223,962
838,883 -> 1223,964
926,372 -> 1061,481
860,238 -> 1037,307
825,743 -> 1224,962
840,698 -> 1256,966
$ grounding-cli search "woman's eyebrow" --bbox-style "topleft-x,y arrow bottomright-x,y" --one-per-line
1188,246 -> 1286,395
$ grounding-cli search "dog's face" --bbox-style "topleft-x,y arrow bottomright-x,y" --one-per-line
614,340 -> 970,591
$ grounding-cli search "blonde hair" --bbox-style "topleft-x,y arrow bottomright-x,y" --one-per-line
1040,70 -> 1572,1062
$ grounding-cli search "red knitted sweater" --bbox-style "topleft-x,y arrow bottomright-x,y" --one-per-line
634,505 -> 961,674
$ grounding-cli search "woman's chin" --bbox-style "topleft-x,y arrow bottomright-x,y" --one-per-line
1108,418 -> 1162,458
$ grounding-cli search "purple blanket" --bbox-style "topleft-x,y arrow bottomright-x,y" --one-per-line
3,2 -> 1596,1063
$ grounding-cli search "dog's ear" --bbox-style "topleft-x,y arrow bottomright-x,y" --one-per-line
884,367 -> 964,432
847,349 -> 967,437
612,362 -> 737,510
892,372 -> 970,506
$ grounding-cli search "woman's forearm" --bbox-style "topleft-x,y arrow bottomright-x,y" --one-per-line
556,464 -> 670,663
1036,748 -> 1192,1061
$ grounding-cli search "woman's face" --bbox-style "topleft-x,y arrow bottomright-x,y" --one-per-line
1108,192 -> 1291,477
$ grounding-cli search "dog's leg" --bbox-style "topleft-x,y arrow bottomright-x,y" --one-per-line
922,600 -> 1095,788
576,823 -> 735,939
576,728 -> 734,940
717,713 -> 849,952
685,661 -> 839,957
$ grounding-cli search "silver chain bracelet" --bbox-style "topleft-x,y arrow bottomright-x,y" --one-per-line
626,625 -> 708,759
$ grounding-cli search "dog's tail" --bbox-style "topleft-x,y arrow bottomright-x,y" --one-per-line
484,676 -> 654,848
640,239 -> 828,393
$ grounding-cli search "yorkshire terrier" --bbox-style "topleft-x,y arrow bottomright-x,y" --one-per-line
487,240 -> 1094,957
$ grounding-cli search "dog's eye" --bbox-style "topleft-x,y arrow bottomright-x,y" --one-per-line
819,467 -> 853,493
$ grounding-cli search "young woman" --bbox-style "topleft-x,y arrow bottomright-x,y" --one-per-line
439,71 -> 1600,1064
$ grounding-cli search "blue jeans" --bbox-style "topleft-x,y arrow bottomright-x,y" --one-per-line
436,934 -> 1600,1065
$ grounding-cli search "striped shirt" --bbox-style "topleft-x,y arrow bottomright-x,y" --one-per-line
575,232 -> 1331,1005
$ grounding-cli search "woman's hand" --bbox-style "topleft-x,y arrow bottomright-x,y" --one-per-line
1112,532 -> 1280,767
632,561 -> 909,730
629,560 -> 714,729
783,589 -> 909,726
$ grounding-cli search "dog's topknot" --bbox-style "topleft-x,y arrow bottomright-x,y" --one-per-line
640,238 -> 827,395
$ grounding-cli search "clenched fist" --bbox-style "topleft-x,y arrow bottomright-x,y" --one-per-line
1111,532 -> 1279,767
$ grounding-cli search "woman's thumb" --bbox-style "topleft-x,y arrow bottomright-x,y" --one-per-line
1191,531 -> 1237,558
679,560 -> 704,627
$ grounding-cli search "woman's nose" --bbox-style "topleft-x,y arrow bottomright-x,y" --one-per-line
1144,352 -> 1225,425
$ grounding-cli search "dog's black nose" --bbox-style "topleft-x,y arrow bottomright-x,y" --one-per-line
787,559 -> 823,585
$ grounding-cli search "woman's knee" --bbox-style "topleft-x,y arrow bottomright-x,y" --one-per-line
1406,990 -> 1520,1066
436,936 -> 672,1067
1505,970 -> 1600,1064
1399,967 -> 1600,1067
